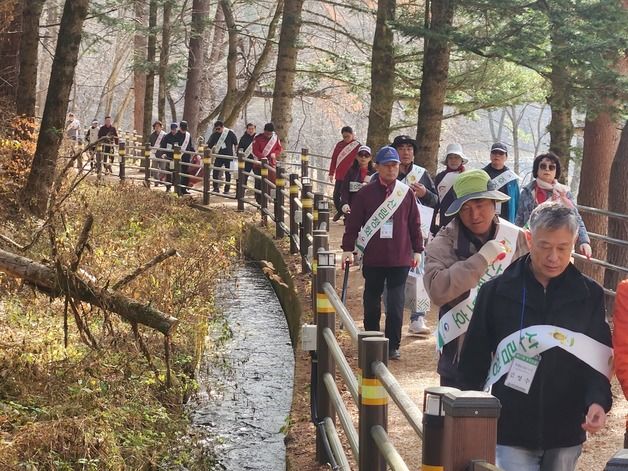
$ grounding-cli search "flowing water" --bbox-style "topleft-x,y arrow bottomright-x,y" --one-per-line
190,263 -> 295,470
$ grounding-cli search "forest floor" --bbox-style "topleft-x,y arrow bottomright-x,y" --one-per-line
283,218 -> 628,471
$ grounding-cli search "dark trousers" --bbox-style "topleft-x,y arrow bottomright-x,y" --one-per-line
362,266 -> 410,351
333,179 -> 343,213
213,156 -> 232,192
242,159 -> 254,188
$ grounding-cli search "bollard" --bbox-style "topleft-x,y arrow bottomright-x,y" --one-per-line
313,193 -> 322,229
173,144 -> 181,195
118,140 -> 126,181
275,167 -> 286,238
237,152 -> 245,211
442,390 -> 501,471
203,147 -> 211,205
605,449 -> 628,471
143,142 -> 151,186
317,196 -> 330,232
95,143 -> 103,182
301,147 -> 309,178
422,386 -> 460,470
315,250 -> 337,463
311,229 -> 330,323
260,157 -> 269,226
301,177 -> 313,273
289,173 -> 300,254
358,335 -> 388,471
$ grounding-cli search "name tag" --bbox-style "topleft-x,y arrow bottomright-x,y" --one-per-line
349,181 -> 363,192
380,220 -> 393,239
166,143 -> 173,150
504,353 -> 540,394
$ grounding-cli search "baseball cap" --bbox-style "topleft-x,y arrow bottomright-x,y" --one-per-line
491,142 -> 508,154
375,146 -> 400,165
391,135 -> 417,151
357,145 -> 371,155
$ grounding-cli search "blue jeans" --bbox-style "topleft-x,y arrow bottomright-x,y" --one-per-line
496,444 -> 582,471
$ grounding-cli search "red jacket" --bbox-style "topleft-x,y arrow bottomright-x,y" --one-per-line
341,179 -> 423,267
613,280 -> 628,399
252,133 -> 283,167
329,139 -> 360,181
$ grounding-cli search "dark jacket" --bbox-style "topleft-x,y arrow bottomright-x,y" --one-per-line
238,132 -> 255,154
207,129 -> 238,156
458,256 -> 612,450
398,164 -> 439,208
341,179 -> 423,267
161,131 -> 180,160
340,165 -> 374,208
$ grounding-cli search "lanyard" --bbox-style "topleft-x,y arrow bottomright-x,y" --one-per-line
519,284 -> 527,342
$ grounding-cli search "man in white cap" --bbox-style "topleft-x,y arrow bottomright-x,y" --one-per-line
430,142 -> 468,235
483,142 -> 520,223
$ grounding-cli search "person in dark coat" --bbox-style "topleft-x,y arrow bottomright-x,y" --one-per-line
459,202 -> 612,471
339,145 -> 374,213
237,123 -> 257,189
176,120 -> 195,195
97,116 -> 118,174
207,120 -> 238,194
161,123 -> 180,192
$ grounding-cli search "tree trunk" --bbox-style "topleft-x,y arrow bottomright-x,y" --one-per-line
182,0 -> 211,138
604,121 -> 628,291
157,0 -> 172,123
133,0 -> 147,135
15,0 -> 45,116
414,0 -> 455,175
0,0 -> 22,105
219,0 -> 239,126
366,0 -> 396,152
270,0 -> 306,146
22,0 -> 89,217
0,248 -> 178,335
141,0 -> 157,142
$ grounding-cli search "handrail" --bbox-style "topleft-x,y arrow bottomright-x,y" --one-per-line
323,328 -> 359,403
323,372 -> 359,461
372,361 -> 424,439
323,282 -> 359,344
577,204 -> 628,222
572,253 -> 628,276
323,417 -> 352,471
587,231 -> 628,248
371,426 -> 410,471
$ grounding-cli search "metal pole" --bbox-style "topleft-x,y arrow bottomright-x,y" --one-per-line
173,144 -> 181,195
302,178 -> 313,273
301,147 -> 309,178
237,152 -> 245,211
422,386 -> 460,470
358,336 -> 389,471
289,173 -> 299,254
203,147 -> 211,205
311,229 -> 330,323
275,166 -> 286,238
118,140 -> 126,181
260,157 -> 269,226
318,197 -> 330,232
316,251 -> 337,464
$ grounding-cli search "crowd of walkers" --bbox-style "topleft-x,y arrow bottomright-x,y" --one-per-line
331,128 -> 616,471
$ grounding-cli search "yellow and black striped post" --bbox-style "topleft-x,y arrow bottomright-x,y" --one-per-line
173,144 -> 182,195
422,386 -> 460,471
311,229 -> 329,323
289,173 -> 300,254
260,157 -> 269,226
275,166 -> 286,238
143,143 -> 151,186
118,140 -> 126,180
358,334 -> 389,471
203,147 -> 211,205
301,147 -> 309,178
315,250 -> 336,463
301,177 -> 313,273
313,193 -> 322,229
237,152 -> 245,211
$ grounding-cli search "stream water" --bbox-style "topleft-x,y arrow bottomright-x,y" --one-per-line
190,262 -> 295,470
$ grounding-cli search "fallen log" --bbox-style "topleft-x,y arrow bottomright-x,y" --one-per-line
0,248 -> 178,335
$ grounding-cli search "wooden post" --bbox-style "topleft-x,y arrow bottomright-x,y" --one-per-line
315,250 -> 336,464
358,335 -> 389,471
95,143 -> 103,183
313,193 -> 322,230
203,147 -> 211,205
118,140 -> 126,181
423,386 -> 460,470
275,166 -> 286,238
442,391 -> 501,471
143,143 -> 151,187
301,178 -> 313,273
237,152 -> 245,211
311,229 -> 329,322
317,195 -> 330,232
289,173 -> 299,254
260,157 -> 269,226
173,144 -> 181,195
301,147 -> 309,178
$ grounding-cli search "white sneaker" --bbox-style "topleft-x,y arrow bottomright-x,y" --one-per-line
408,317 -> 430,335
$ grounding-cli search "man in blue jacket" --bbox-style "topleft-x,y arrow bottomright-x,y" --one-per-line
482,142 -> 519,223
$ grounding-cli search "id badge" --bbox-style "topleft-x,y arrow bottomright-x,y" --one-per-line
504,353 -> 540,394
349,181 -> 362,192
380,220 -> 393,239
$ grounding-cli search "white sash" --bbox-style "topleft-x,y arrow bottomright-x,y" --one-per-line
355,181 -> 410,257
335,140 -> 360,168
243,141 -> 253,158
262,133 -> 278,157
484,325 -> 613,389
404,164 -> 426,186
491,169 -> 519,190
213,128 -> 231,153
181,131 -> 191,151
436,219 -> 521,351
437,171 -> 460,201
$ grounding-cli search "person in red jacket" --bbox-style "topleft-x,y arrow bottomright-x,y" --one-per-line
613,280 -> 628,398
252,122 -> 283,202
328,126 -> 360,221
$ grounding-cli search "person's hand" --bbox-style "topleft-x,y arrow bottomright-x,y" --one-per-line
411,182 -> 427,198
328,173 -> 334,182
341,204 -> 351,214
342,252 -> 354,265
412,252 -> 422,268
579,243 -> 592,259
478,240 -> 507,264
582,403 -> 606,434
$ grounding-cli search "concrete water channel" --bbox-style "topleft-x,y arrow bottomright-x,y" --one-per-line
190,262 -> 295,470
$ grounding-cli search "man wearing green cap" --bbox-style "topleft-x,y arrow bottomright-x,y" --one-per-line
424,169 -> 527,387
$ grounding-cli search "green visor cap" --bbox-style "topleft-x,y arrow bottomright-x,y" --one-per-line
445,169 -> 510,217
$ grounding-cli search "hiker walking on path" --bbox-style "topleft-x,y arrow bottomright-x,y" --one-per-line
149,121 -> 166,186
482,142 -> 520,223
207,120 -> 238,194
329,126 -> 361,221
97,116 -> 118,174
238,123 -> 257,189
252,123 -> 283,203
459,202 -> 612,471
176,120 -> 195,195
430,143 -> 467,235
339,145 -> 374,215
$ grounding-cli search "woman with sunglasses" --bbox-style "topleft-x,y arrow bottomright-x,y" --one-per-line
516,152 -> 592,258
339,145 -> 375,216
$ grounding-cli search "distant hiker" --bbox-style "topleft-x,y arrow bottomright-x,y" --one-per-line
515,152 -> 592,259
431,143 -> 467,235
482,142 -> 520,223
161,123 -> 180,192
252,122 -> 283,203
84,119 -> 99,169
176,120 -> 195,195
149,121 -> 167,186
207,120 -> 238,194
238,123 -> 257,189
328,126 -> 360,221
65,112 -> 82,169
339,145 -> 374,214
97,116 -> 118,174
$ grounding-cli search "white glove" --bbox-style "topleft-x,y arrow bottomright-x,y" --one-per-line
341,204 -> 351,214
412,252 -> 422,268
579,243 -> 592,259
478,240 -> 506,264
342,252 -> 354,265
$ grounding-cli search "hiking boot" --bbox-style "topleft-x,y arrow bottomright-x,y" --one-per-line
408,317 -> 430,335
388,349 -> 401,360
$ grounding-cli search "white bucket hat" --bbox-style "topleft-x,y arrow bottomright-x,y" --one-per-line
441,143 -> 468,165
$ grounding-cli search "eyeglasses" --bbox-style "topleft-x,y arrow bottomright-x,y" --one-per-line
539,163 -> 556,171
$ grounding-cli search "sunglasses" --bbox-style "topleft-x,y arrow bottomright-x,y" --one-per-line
539,163 -> 556,171
357,153 -> 371,157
